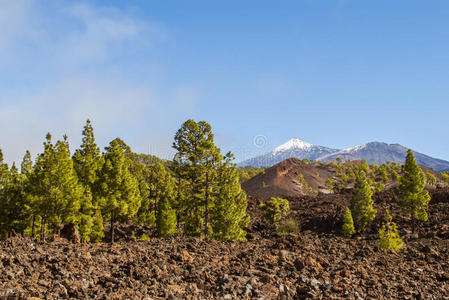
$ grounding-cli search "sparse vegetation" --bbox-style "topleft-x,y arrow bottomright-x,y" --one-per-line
259,197 -> 289,227
329,161 -> 402,193
325,177 -> 334,190
296,174 -> 318,196
341,208 -> 356,237
426,172 -> 437,186
350,170 -> 377,233
238,166 -> 264,183
397,150 -> 431,231
441,172 -> 449,183
140,233 -> 150,241
378,210 -> 404,251
276,218 -> 300,236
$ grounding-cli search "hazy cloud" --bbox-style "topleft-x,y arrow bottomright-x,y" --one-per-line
0,1 -> 197,164
0,77 -> 153,162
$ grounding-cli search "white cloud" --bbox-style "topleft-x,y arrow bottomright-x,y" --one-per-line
0,77 -> 154,163
0,1 -> 198,165
0,76 -> 201,165
56,3 -> 157,66
0,0 -> 40,58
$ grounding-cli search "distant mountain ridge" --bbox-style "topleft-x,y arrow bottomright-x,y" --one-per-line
319,141 -> 449,171
239,138 -> 449,171
239,138 -> 339,168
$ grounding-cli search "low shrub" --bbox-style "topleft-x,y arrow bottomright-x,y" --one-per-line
276,218 -> 300,236
378,210 -> 404,251
140,233 -> 150,241
259,197 -> 289,227
341,208 -> 356,238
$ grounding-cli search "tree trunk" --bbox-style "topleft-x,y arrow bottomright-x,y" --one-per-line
31,215 -> 36,238
176,175 -> 182,230
110,212 -> 115,244
204,170 -> 209,237
41,219 -> 46,241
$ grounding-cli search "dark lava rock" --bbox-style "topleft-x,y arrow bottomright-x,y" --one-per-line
0,187 -> 448,299
60,223 -> 80,243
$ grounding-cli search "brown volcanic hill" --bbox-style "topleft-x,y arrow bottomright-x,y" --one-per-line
242,158 -> 448,200
242,158 -> 334,199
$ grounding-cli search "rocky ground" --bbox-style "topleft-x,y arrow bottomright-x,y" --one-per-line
1,188 -> 449,299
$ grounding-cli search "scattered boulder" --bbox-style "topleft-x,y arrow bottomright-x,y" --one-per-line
60,223 -> 80,243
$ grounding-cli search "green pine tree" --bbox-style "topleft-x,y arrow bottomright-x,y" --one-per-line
172,120 -> 250,240
73,119 -> 103,188
172,119 -> 222,238
156,197 -> 177,237
378,210 -> 404,251
0,150 -> 9,188
211,153 -> 250,241
20,150 -> 33,176
97,138 -> 142,243
30,134 -> 83,239
441,172 -> 449,183
73,120 -> 104,242
171,153 -> 188,232
350,170 -> 377,232
133,162 -> 154,226
114,140 -> 155,226
76,189 -> 95,242
0,154 -> 28,238
155,171 -> 178,237
341,207 -> 356,237
138,162 -> 178,237
10,164 -> 30,235
20,150 -> 40,238
90,209 -> 104,242
398,149 -> 431,231
260,197 -> 290,227
0,149 -> 11,238
425,172 -> 437,186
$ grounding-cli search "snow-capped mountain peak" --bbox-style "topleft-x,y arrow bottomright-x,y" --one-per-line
239,137 -> 339,167
239,138 -> 449,171
340,143 -> 368,153
273,137 -> 313,154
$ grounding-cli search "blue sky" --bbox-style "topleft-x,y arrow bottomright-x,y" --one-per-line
1,0 -> 449,164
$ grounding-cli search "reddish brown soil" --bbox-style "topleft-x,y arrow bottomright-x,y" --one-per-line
242,158 -> 446,201
242,158 -> 334,199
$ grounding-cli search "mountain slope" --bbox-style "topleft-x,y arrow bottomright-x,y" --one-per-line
318,142 -> 449,171
241,158 -> 335,199
240,139 -> 449,171
239,138 -> 339,167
